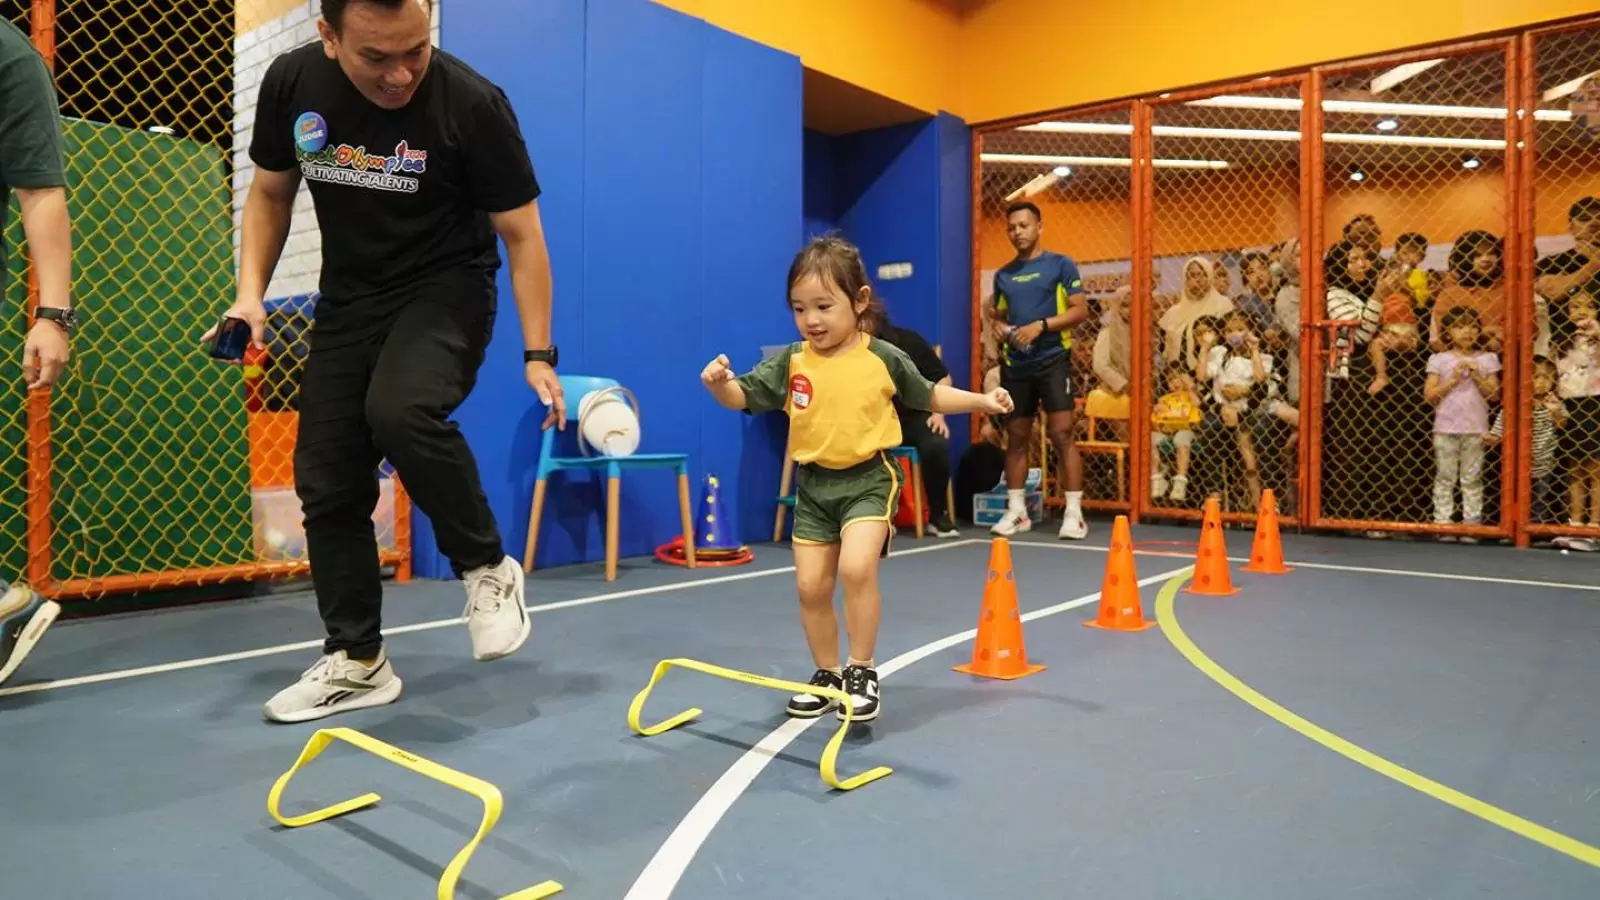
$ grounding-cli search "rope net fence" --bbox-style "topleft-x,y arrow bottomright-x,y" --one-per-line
3,0 -> 410,600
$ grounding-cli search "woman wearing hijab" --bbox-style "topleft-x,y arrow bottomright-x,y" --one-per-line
1159,257 -> 1237,371
1321,240 -> 1432,528
1086,286 -> 1132,442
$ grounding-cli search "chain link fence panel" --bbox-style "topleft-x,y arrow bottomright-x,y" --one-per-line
977,106 -> 1134,517
1528,24 -> 1600,545
1147,82 -> 1304,525
3,1 -> 409,600
1312,47 -> 1514,540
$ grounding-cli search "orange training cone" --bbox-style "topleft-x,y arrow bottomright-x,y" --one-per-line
1084,515 -> 1155,632
1242,489 -> 1292,574
954,538 -> 1046,680
1186,497 -> 1240,596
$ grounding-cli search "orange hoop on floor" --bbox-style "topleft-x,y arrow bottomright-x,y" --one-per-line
654,535 -> 753,568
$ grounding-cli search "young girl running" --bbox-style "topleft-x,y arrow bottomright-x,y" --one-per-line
701,236 -> 1012,722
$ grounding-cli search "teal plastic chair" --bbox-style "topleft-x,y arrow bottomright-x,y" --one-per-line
523,375 -> 696,581
774,445 -> 925,541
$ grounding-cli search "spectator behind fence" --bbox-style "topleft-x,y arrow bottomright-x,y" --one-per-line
1535,197 -> 1600,355
1161,257 -> 1236,370
1236,251 -> 1277,336
1367,259 -> 1422,396
1487,356 -> 1565,525
1086,286 -> 1131,440
1556,290 -> 1600,528
1393,231 -> 1434,315
1320,239 -> 1432,530
1196,310 -> 1273,505
1424,307 -> 1500,537
1273,238 -> 1302,404
1430,231 -> 1505,354
1151,361 -> 1201,502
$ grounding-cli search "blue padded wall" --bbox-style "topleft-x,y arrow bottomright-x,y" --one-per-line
803,114 -> 974,460
435,0 -> 801,575
700,25 -> 803,544
420,0 -> 588,578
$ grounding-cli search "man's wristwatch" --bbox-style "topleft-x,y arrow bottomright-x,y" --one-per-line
524,346 -> 559,367
34,307 -> 77,334
1037,317 -> 1051,333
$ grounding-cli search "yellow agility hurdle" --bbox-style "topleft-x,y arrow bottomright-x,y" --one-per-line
626,657 -> 893,791
266,727 -> 563,900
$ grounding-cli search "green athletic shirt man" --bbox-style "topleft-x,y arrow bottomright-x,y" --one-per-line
0,17 -> 74,686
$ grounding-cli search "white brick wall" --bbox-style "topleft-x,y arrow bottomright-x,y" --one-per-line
232,0 -> 444,301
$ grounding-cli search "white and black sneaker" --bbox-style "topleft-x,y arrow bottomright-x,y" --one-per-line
263,649 -> 403,723
838,664 -> 880,722
0,584 -> 59,686
930,515 -> 960,539
464,555 -> 530,661
785,668 -> 843,718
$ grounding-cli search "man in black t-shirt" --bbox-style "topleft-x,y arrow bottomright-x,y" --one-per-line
1535,196 -> 1600,348
0,18 -> 73,686
214,0 -> 563,723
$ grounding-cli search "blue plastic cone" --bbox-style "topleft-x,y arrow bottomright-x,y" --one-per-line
697,474 -> 745,555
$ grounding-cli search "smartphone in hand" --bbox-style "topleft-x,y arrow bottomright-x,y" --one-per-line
209,316 -> 252,361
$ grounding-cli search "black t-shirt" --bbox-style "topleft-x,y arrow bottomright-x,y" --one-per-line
249,43 -> 540,319
1536,249 -> 1599,349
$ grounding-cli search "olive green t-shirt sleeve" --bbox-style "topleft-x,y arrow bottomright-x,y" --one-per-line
870,337 -> 935,412
0,28 -> 66,192
734,344 -> 797,414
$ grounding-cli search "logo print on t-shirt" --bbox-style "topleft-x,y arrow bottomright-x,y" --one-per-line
296,132 -> 430,194
790,374 -> 813,410
294,111 -> 328,153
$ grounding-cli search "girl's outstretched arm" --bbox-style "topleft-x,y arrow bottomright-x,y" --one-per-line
931,383 -> 1013,417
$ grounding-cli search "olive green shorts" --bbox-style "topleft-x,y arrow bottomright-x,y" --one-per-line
791,452 -> 902,553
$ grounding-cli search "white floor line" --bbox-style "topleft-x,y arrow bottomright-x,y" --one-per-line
1015,540 -> 1600,593
0,540 -> 986,700
621,563 -> 1195,900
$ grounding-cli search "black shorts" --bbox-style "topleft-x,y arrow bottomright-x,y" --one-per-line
1001,354 -> 1074,420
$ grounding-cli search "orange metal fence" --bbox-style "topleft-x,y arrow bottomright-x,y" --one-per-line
974,17 -> 1600,547
5,0 -> 411,600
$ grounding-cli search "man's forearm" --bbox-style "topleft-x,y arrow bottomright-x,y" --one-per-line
16,187 -> 70,310
505,234 -> 553,349
237,187 -> 295,302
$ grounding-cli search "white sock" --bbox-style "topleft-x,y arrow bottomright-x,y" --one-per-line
1007,488 -> 1025,513
1065,491 -> 1083,518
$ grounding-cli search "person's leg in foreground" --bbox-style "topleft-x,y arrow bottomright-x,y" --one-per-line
263,298 -> 529,723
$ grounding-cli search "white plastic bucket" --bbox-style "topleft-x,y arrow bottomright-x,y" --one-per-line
578,386 -> 641,457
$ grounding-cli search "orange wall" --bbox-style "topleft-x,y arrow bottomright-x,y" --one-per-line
958,0 -> 1597,124
978,167 -> 1591,271
650,0 -> 962,117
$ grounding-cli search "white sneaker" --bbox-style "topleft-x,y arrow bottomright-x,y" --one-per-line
0,585 -> 59,686
263,649 -> 402,723
463,555 -> 530,661
1059,513 -> 1088,540
1151,474 -> 1169,500
989,507 -> 1032,536
1169,475 -> 1189,502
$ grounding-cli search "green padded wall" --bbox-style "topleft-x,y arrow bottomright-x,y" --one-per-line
3,118 -> 254,587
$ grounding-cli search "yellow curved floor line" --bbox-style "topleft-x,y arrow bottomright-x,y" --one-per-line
627,657 -> 893,791
267,727 -> 564,899
1155,571 -> 1600,870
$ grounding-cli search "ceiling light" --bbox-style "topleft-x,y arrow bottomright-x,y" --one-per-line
1349,166 -> 1366,182
980,152 -> 1230,170
1018,120 -> 1505,151
148,125 -> 174,135
1375,118 -> 1400,132
1461,154 -> 1482,170
1052,166 -> 1073,177
1186,94 -> 1572,122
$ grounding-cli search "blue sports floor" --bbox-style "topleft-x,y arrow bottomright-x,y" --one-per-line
3,521 -> 1600,899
